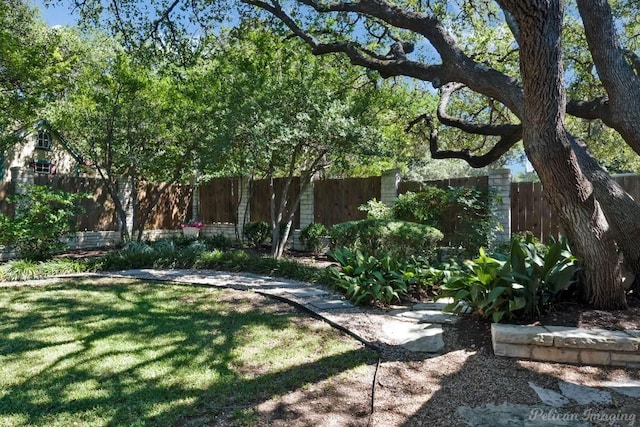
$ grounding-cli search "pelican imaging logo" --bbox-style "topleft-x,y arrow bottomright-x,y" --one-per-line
529,408 -> 636,426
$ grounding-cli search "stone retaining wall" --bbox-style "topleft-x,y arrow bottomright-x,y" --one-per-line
492,324 -> 640,368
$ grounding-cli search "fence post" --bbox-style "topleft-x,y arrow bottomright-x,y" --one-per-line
381,169 -> 401,206
190,175 -> 200,221
293,177 -> 316,250
10,167 -> 34,194
488,168 -> 512,245
298,178 -> 315,231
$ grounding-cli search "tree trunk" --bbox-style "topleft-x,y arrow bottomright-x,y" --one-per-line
501,0 -> 626,309
569,136 -> 640,292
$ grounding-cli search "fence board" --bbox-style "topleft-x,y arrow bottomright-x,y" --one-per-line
314,177 -> 380,227
250,177 -> 300,228
530,183 -> 543,238
199,178 -> 240,224
135,181 -> 193,230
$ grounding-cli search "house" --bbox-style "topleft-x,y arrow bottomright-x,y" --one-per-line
1,119 -> 92,182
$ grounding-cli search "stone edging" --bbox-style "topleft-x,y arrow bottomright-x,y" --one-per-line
491,323 -> 640,368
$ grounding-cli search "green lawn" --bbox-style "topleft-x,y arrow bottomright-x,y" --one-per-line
0,278 -> 376,426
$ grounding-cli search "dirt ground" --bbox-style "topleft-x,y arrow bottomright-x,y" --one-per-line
234,306 -> 640,427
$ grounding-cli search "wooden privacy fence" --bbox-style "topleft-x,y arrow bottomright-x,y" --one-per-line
313,177 -> 381,227
250,177 -> 301,228
1,173 -> 194,232
198,177 -> 240,224
34,175 -> 119,231
510,174 -> 640,243
398,175 -> 489,194
135,181 -> 193,230
8,168 -> 640,246
510,181 -> 560,243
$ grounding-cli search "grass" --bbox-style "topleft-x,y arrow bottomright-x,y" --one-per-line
0,278 -> 376,426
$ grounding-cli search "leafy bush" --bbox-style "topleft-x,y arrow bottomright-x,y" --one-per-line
243,221 -> 270,248
300,223 -> 329,254
329,219 -> 443,260
393,186 -> 498,256
0,185 -> 89,261
202,233 -> 234,250
327,247 -> 439,305
94,245 -> 158,270
357,198 -> 393,220
436,235 -> 578,322
393,187 -> 448,226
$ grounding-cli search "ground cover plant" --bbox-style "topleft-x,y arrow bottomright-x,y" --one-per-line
0,278 -> 376,426
90,237 -> 323,284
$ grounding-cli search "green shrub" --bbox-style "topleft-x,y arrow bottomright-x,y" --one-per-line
243,221 -> 270,248
436,235 -> 578,322
0,185 -> 89,261
327,247 -> 439,305
93,241 -> 157,270
357,198 -> 393,220
393,187 -> 448,226
393,186 -> 498,256
300,223 -> 329,254
329,219 -> 443,260
0,259 -> 40,281
202,233 -> 234,250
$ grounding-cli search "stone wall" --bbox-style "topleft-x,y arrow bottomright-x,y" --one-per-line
492,324 -> 640,368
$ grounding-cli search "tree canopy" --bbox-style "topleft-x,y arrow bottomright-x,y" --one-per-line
0,1 -> 82,146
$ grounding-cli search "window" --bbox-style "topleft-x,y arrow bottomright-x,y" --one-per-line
34,160 -> 51,174
36,130 -> 51,150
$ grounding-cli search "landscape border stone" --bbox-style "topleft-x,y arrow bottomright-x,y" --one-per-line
492,323 -> 640,368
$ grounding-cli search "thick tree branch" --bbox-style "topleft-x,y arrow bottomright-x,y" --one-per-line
576,0 -> 640,153
406,95 -> 522,170
437,83 -> 521,138
566,96 -> 610,121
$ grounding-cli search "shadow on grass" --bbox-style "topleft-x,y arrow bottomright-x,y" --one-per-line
0,280 -> 376,426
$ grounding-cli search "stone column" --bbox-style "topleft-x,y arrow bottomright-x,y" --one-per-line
190,175 -> 200,221
298,179 -> 315,231
381,169 -> 401,206
489,168 -> 512,245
